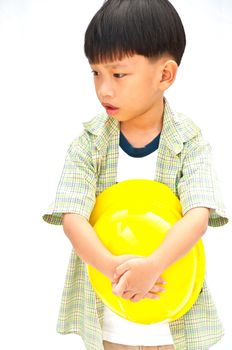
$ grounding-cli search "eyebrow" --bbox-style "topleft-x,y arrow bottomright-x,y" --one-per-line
104,64 -> 128,68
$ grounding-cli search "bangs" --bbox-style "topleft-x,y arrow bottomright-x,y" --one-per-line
85,43 -> 137,65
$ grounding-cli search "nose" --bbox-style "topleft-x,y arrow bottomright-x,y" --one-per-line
97,79 -> 115,99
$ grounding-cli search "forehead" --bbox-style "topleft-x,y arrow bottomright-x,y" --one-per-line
90,54 -> 147,68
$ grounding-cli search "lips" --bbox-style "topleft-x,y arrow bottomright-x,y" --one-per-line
102,103 -> 120,116
102,103 -> 119,109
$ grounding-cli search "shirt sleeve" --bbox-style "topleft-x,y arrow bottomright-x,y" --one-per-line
42,130 -> 97,225
177,132 -> 229,227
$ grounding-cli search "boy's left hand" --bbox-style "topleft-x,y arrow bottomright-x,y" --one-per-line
112,256 -> 163,302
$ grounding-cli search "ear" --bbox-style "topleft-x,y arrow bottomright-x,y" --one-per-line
160,59 -> 178,89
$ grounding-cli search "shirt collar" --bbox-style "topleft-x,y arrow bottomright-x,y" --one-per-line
82,97 -> 200,155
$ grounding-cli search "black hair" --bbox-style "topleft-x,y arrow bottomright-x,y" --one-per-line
84,0 -> 186,66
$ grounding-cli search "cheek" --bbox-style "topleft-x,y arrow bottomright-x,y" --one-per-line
122,77 -> 143,97
128,78 -> 157,105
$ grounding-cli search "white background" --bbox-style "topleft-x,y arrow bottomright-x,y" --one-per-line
0,0 -> 231,349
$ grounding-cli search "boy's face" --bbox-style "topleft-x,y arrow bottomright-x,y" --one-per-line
90,53 -> 176,124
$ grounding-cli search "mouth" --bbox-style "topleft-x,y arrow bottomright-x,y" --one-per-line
102,103 -> 120,115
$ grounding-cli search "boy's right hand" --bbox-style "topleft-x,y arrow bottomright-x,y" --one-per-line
111,254 -> 166,300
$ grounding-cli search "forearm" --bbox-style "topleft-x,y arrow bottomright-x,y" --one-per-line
62,213 -> 115,279
148,207 -> 210,273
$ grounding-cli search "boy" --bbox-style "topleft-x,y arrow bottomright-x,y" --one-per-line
42,0 -> 229,349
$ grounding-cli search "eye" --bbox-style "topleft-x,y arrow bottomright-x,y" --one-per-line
113,73 -> 126,79
91,70 -> 99,76
90,70 -> 126,79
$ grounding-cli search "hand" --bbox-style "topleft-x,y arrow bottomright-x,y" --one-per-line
112,256 -> 165,302
108,254 -> 142,282
142,275 -> 166,300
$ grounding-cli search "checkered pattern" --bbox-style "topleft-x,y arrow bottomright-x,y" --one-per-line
42,98 -> 228,350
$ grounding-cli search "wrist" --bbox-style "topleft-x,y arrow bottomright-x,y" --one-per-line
101,254 -> 117,281
147,251 -> 166,275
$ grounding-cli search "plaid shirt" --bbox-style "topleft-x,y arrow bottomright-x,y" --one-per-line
43,98 -> 228,350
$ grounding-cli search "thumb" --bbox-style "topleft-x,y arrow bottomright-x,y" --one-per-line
113,262 -> 129,281
112,273 -> 128,297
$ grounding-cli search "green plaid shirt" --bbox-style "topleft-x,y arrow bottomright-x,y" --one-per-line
43,97 -> 228,350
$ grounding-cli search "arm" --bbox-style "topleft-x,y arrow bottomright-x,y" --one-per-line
147,207 -> 210,272
112,207 -> 210,301
63,213 -> 116,280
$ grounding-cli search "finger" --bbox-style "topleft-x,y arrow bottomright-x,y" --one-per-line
144,292 -> 160,300
112,276 -> 120,284
122,290 -> 135,300
113,263 -> 130,281
112,274 -> 128,297
149,285 -> 166,293
130,293 -> 144,303
112,269 -> 128,284
156,276 -> 167,285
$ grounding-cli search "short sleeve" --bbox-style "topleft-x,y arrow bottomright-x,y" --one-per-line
42,130 -> 97,225
177,133 -> 229,227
